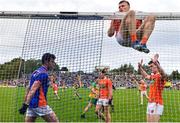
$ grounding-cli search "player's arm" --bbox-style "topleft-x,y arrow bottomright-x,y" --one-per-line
19,81 -> 41,115
107,20 -> 115,37
108,80 -> 113,100
132,78 -> 139,86
24,81 -> 41,105
154,60 -> 167,80
138,66 -> 150,79
132,78 -> 141,90
138,60 -> 151,80
24,85 -> 30,102
152,54 -> 167,80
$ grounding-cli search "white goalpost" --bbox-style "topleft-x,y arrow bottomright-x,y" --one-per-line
1,11 -> 180,19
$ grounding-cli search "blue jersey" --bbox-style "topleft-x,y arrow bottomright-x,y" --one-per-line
29,66 -> 50,108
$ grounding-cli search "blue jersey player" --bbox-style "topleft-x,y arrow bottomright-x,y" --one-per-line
19,53 -> 59,122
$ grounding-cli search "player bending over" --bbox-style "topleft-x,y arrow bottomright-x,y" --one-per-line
81,78 -> 99,118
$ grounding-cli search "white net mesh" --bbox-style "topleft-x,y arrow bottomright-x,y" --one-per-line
0,12 -> 180,122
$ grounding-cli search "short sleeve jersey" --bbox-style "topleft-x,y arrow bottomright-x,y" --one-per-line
29,66 -> 49,108
98,78 -> 112,99
148,73 -> 165,105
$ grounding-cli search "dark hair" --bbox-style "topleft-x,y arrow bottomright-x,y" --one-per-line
42,53 -> 56,64
102,68 -> 107,74
148,60 -> 154,65
94,76 -> 99,79
148,60 -> 160,65
119,0 -> 130,6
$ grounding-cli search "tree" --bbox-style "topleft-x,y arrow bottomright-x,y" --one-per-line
23,58 -> 60,74
0,57 -> 60,80
169,70 -> 180,80
110,63 -> 137,75
0,58 -> 23,80
24,59 -> 41,74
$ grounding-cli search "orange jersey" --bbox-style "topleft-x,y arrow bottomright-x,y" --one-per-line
99,78 -> 112,99
148,73 -> 165,105
140,83 -> 147,91
112,19 -> 142,34
52,83 -> 58,91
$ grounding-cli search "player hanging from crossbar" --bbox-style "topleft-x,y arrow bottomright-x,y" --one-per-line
107,0 -> 156,53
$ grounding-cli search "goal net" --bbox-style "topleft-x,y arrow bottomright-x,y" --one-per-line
0,11 -> 180,122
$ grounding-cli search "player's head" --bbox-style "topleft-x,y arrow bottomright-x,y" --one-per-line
99,68 -> 107,79
49,75 -> 54,82
140,79 -> 145,84
118,0 -> 130,12
148,60 -> 159,74
42,53 -> 56,70
94,76 -> 99,83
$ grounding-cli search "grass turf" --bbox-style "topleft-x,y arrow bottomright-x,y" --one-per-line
0,87 -> 180,122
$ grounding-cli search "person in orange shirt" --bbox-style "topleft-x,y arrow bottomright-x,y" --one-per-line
107,0 -> 156,53
139,80 -> 149,105
50,75 -> 60,100
95,69 -> 113,123
133,78 -> 149,105
138,55 -> 167,122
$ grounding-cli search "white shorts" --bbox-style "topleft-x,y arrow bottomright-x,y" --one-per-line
147,102 -> 164,115
54,91 -> 58,94
96,98 -> 109,106
141,91 -> 147,96
115,32 -> 131,47
26,105 -> 53,117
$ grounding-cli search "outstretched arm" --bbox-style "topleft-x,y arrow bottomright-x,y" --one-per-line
107,20 -> 115,37
131,77 -> 139,86
152,54 -> 167,80
133,78 -> 139,85
138,59 -> 151,79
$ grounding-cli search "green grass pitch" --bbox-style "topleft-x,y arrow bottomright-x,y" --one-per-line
0,87 -> 180,122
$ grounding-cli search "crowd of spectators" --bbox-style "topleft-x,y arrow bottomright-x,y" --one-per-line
1,71 -> 180,90
0,78 -> 28,87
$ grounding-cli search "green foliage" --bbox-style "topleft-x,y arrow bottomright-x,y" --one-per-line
24,59 -> 41,74
0,58 -> 60,80
169,70 -> 180,80
0,58 -> 23,80
138,64 -> 151,75
110,63 -> 137,74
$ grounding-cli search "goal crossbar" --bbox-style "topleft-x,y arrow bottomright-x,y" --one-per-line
1,11 -> 180,20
